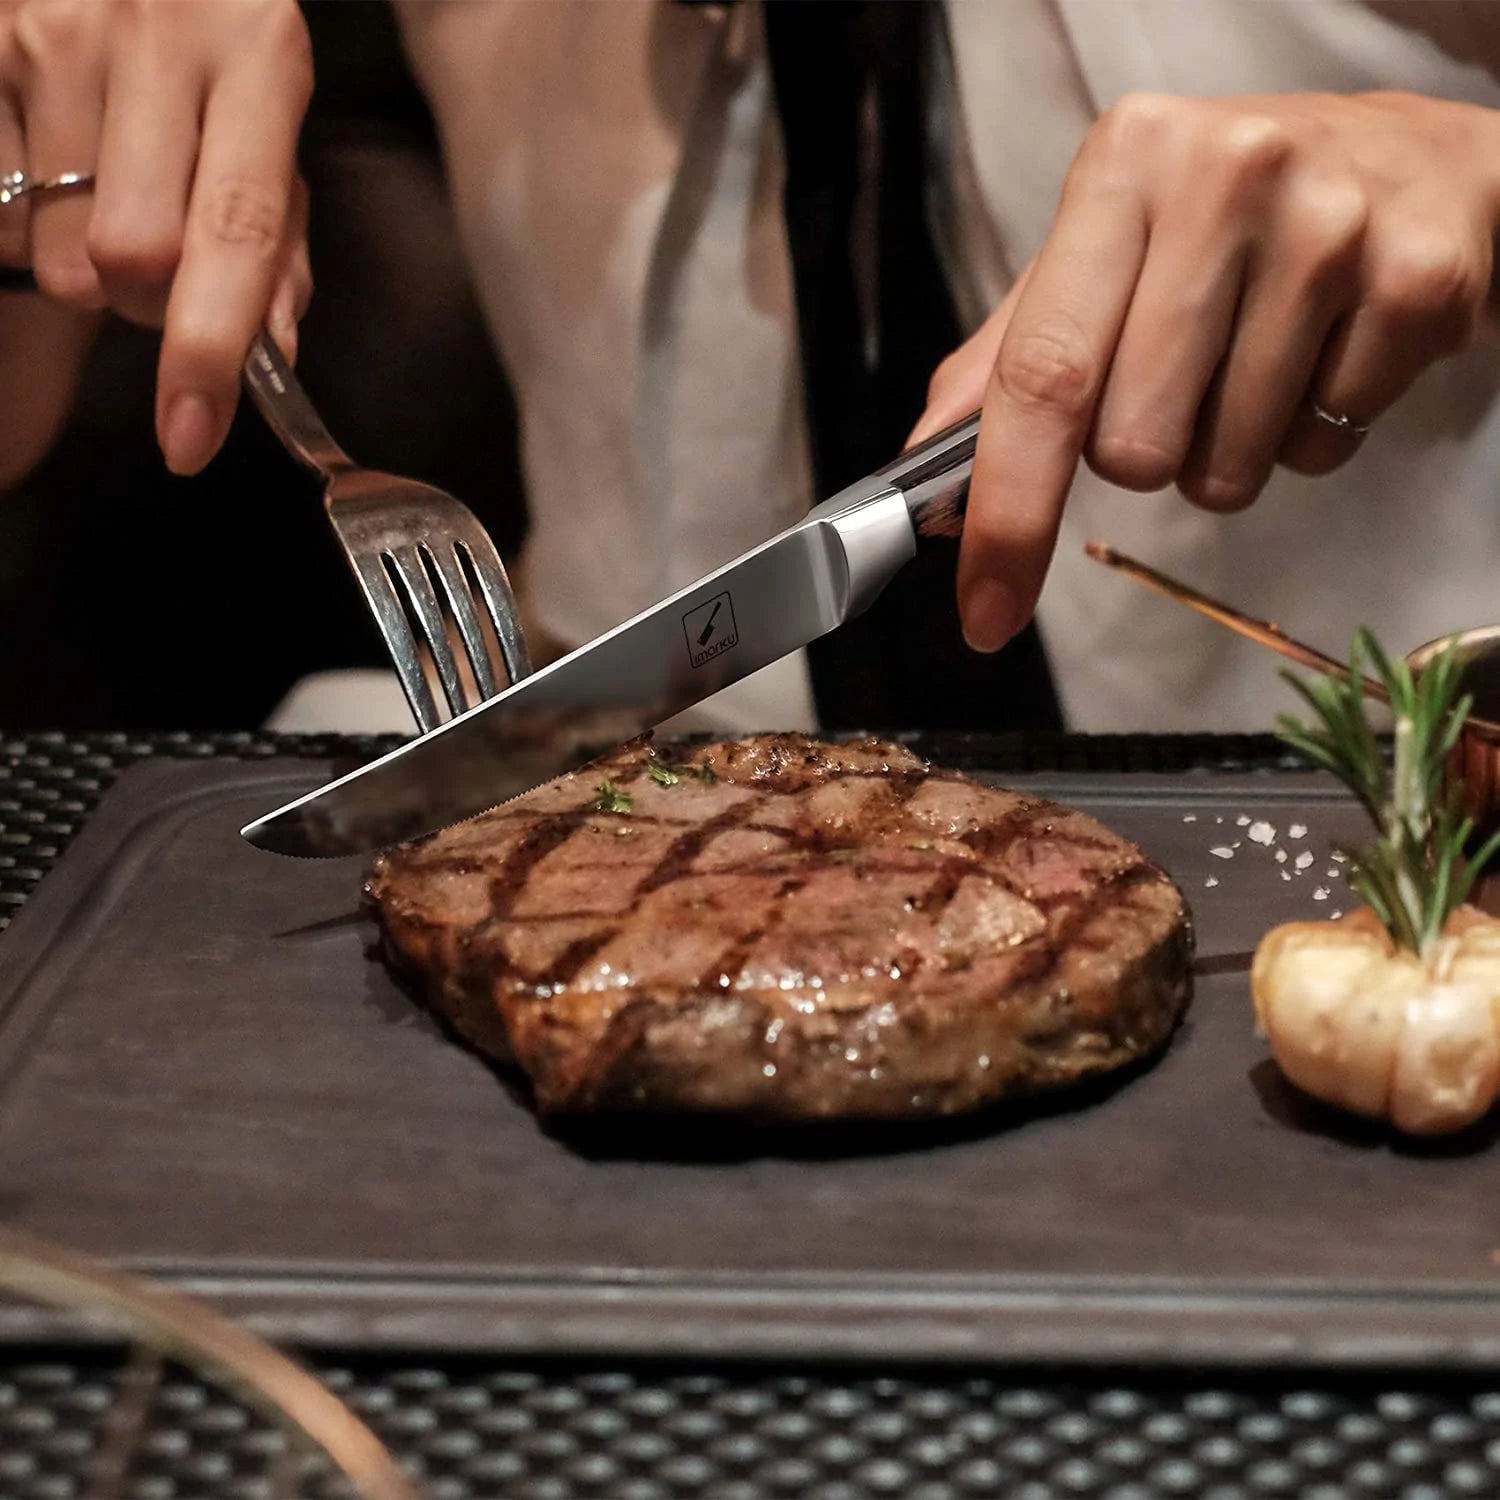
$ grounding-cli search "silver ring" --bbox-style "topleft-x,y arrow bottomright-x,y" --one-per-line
0,169 -> 95,207
1309,397 -> 1370,438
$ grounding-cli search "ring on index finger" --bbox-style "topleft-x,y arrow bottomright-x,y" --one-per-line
0,168 -> 93,205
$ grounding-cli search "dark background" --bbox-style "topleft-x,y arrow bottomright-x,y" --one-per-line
0,0 -> 1058,735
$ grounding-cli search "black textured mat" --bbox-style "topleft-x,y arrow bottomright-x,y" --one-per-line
8,1353 -> 1500,1500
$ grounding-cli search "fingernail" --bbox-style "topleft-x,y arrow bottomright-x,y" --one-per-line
163,392 -> 219,475
961,576 -> 1016,654
269,316 -> 299,366
905,412 -> 940,450
269,286 -> 301,363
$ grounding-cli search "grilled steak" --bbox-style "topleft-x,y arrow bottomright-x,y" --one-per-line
367,734 -> 1192,1120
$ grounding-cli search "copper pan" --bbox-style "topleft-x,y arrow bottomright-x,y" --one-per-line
1086,542 -> 1500,833
1404,625 -> 1500,833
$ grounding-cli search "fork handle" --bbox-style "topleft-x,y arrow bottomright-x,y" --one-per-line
242,332 -> 352,478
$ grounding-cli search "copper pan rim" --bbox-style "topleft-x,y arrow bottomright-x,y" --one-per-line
1405,625 -> 1500,740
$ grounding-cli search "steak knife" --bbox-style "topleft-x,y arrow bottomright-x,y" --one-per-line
243,413 -> 980,856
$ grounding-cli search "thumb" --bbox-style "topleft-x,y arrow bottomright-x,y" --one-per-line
906,261 -> 1033,448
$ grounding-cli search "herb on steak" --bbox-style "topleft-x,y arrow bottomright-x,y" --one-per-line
590,782 -> 633,815
652,761 -> 718,786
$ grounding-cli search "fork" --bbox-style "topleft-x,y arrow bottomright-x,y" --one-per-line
242,333 -> 531,732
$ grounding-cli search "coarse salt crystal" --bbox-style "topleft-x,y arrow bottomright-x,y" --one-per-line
1204,875 -> 1220,888
1313,887 -> 1330,901
1326,868 -> 1341,880
1295,851 -> 1314,870
1209,846 -> 1235,860
1281,871 -> 1292,881
1183,814 -> 1198,823
1275,849 -> 1288,863
1331,910 -> 1344,919
1332,851 -> 1348,863
1248,821 -> 1276,845
1289,824 -> 1308,839
1236,815 -> 1251,826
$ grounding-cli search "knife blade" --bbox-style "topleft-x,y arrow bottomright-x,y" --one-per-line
242,413 -> 980,857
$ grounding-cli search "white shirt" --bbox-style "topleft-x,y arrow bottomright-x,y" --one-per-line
395,0 -> 1500,734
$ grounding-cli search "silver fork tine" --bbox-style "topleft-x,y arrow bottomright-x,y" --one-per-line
456,533 -> 533,686
425,543 -> 500,701
387,544 -> 467,719
347,549 -> 443,732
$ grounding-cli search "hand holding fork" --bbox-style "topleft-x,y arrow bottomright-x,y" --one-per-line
5,166 -> 531,733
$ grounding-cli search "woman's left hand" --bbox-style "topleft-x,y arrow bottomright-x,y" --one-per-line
911,91 -> 1500,653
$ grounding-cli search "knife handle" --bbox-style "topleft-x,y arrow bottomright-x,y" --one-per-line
876,411 -> 979,540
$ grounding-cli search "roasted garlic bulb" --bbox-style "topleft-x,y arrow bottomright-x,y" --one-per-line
1251,906 -> 1500,1135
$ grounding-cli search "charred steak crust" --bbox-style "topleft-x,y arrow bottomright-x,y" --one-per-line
367,735 -> 1193,1120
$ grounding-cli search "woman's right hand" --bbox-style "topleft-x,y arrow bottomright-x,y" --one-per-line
0,0 -> 314,474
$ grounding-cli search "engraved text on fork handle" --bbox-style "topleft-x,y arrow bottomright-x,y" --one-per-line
241,332 -> 353,480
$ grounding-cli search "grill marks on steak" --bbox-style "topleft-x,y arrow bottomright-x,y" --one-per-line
368,735 -> 1192,1119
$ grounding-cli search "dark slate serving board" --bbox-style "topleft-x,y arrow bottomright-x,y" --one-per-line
1,757 -> 1498,1366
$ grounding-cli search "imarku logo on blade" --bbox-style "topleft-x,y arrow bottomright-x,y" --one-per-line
683,592 -> 739,669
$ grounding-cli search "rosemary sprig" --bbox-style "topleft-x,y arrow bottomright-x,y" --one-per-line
1275,627 -> 1500,955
